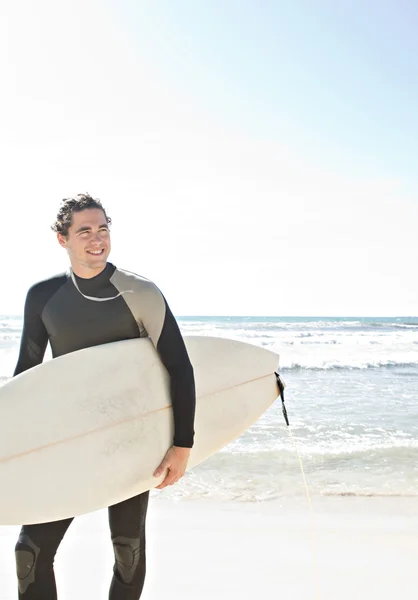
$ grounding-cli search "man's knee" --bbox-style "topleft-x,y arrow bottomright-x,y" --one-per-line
15,535 -> 40,594
112,536 -> 144,585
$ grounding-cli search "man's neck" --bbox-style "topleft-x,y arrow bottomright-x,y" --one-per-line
70,263 -> 108,280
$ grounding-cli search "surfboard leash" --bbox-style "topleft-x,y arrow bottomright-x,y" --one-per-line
274,371 -> 321,599
274,372 -> 289,426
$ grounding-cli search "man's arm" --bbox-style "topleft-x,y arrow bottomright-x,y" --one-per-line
146,297 -> 195,448
14,285 -> 49,376
138,284 -> 196,488
155,301 -> 195,448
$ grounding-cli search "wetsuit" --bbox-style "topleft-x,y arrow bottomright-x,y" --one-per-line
13,262 -> 196,600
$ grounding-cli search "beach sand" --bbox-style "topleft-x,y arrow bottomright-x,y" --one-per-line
0,495 -> 416,600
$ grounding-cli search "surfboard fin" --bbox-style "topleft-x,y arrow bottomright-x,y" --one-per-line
274,372 -> 289,426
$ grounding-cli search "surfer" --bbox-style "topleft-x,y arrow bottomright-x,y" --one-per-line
13,193 -> 196,600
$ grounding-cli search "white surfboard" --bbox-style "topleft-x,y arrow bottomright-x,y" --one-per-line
0,336 -> 281,525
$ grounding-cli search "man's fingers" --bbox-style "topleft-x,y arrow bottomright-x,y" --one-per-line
157,473 -> 178,488
155,470 -> 184,489
153,460 -> 170,477
155,478 -> 173,489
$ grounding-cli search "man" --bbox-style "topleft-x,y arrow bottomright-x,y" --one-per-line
13,193 -> 196,600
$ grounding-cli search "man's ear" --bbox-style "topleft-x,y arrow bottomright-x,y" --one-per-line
57,233 -> 67,248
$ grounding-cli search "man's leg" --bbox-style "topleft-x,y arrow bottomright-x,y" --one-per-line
108,491 -> 150,600
15,517 -> 73,600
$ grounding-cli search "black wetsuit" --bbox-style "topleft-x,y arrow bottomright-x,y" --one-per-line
13,263 -> 196,600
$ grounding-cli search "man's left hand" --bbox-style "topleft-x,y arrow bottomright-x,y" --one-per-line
153,446 -> 191,489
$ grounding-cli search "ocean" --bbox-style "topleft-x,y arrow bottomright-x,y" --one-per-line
1,315 -> 417,502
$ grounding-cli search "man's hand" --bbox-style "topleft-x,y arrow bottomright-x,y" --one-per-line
153,446 -> 191,490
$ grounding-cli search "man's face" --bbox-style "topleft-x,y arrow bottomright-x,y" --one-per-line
57,208 -> 111,275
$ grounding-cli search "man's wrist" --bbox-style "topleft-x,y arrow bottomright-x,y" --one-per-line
173,438 -> 194,449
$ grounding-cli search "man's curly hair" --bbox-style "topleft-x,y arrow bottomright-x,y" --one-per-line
51,193 -> 112,237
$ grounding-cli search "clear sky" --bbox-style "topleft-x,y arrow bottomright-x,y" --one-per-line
0,0 -> 417,316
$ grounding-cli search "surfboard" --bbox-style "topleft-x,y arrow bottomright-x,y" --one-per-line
0,336 -> 281,525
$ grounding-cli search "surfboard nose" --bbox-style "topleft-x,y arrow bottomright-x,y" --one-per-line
184,335 -> 280,397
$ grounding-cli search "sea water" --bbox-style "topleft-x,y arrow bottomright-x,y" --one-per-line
1,315 -> 417,501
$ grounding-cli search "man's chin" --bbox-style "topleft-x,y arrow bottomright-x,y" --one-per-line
85,258 -> 108,270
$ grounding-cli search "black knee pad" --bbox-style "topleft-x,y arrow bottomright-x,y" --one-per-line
112,536 -> 143,584
15,535 -> 40,594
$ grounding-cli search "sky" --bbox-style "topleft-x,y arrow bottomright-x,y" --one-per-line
0,0 -> 417,316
